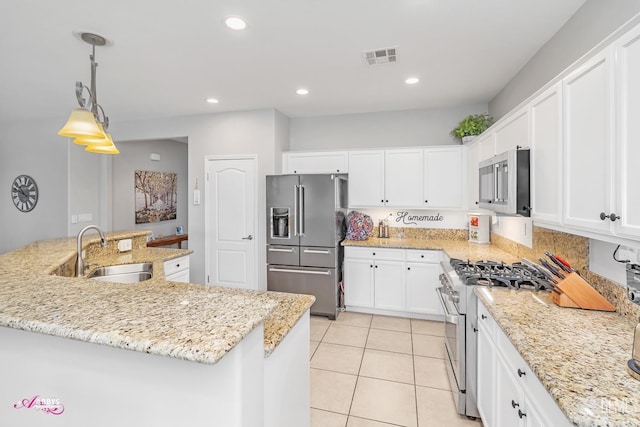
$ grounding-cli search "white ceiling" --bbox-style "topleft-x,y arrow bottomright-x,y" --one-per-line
0,0 -> 585,124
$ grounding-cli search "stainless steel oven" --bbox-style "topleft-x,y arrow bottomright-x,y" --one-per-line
438,260 -> 479,419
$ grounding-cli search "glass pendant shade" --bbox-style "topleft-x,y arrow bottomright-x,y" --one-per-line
85,134 -> 119,154
72,123 -> 111,146
58,109 -> 105,139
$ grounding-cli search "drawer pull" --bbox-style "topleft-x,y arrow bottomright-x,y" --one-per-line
481,314 -> 487,320
518,410 -> 527,419
517,369 -> 526,377
511,400 -> 519,408
268,248 -> 294,253
268,268 -> 330,276
303,249 -> 330,255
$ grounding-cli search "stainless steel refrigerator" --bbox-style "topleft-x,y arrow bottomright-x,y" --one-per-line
266,174 -> 347,319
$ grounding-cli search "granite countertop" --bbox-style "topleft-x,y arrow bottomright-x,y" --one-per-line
0,231 -> 314,364
476,288 -> 640,426
343,237 -> 520,263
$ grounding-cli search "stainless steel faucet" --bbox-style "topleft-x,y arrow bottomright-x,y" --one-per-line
76,225 -> 107,277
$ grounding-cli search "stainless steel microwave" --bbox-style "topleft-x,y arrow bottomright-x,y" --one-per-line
478,149 -> 531,216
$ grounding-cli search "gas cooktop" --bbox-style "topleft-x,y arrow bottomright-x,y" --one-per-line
450,258 -> 554,292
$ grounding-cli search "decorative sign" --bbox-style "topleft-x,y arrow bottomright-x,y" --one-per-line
395,211 -> 444,225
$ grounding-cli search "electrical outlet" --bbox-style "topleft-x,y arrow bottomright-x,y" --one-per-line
118,239 -> 132,252
618,245 -> 639,264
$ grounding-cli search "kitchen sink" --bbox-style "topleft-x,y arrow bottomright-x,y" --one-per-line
87,262 -> 153,283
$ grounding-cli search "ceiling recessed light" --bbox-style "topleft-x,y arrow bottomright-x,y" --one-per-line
206,98 -> 219,104
296,89 -> 309,95
405,77 -> 420,85
224,16 -> 247,30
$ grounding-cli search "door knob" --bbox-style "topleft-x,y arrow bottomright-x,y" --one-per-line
242,235 -> 253,240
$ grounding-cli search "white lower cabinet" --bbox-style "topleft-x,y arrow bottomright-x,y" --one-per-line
164,255 -> 190,282
405,262 -> 443,315
343,247 -> 442,317
477,299 -> 572,427
373,260 -> 405,311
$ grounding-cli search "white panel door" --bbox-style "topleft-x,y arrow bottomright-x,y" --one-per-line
562,50 -> 614,232
348,151 -> 385,207
423,147 -> 464,209
385,149 -> 423,207
615,25 -> 640,238
206,158 -> 257,290
530,83 -> 562,225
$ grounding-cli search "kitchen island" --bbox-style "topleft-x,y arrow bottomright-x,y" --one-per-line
0,231 -> 314,427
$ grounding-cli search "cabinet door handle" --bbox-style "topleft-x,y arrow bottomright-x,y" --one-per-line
407,267 -> 411,270
600,212 -> 621,221
511,400 -> 520,408
481,314 -> 487,320
518,409 -> 527,419
473,327 -> 478,332
517,368 -> 526,377
375,265 -> 378,268
370,265 -> 373,268
424,200 -> 428,203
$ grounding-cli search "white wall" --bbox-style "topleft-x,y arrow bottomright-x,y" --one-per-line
0,118 -> 68,254
112,109 -> 287,288
290,104 -> 487,151
68,145 -> 105,236
111,139 -> 188,240
490,0 -> 640,119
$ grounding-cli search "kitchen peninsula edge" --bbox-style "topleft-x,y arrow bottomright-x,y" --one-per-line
0,231 -> 314,426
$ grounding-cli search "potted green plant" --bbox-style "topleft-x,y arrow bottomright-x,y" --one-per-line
450,113 -> 494,144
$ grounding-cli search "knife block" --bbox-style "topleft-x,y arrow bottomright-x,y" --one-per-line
551,272 -> 616,312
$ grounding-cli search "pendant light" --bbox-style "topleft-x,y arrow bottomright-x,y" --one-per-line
58,32 -> 119,154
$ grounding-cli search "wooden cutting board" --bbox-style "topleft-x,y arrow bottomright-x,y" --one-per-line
554,272 -> 616,312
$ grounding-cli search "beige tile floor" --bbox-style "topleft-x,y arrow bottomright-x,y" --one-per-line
310,312 -> 483,427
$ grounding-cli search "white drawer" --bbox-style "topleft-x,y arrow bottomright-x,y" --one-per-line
164,255 -> 190,277
405,249 -> 441,263
344,247 -> 405,260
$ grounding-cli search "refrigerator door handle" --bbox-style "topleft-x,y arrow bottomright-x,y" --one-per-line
268,267 -> 331,276
293,185 -> 299,236
299,185 -> 305,236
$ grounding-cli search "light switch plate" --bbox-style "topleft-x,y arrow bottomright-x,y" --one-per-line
118,239 -> 132,252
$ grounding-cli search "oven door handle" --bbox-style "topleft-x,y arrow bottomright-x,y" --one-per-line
436,287 -> 459,324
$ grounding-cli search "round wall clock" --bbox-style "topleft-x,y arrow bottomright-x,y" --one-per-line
11,175 -> 39,212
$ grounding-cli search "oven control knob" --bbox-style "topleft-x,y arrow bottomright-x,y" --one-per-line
451,293 -> 460,303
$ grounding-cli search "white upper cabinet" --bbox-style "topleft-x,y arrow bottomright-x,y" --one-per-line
477,131 -> 495,162
347,147 -> 465,209
494,107 -> 529,154
530,83 -> 562,225
615,25 -> 640,239
348,150 -> 385,207
423,146 -> 465,209
385,149 -> 424,207
562,49 -> 614,233
282,151 -> 348,174
467,142 -> 480,208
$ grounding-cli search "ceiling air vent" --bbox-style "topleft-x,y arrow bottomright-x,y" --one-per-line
363,47 -> 397,65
